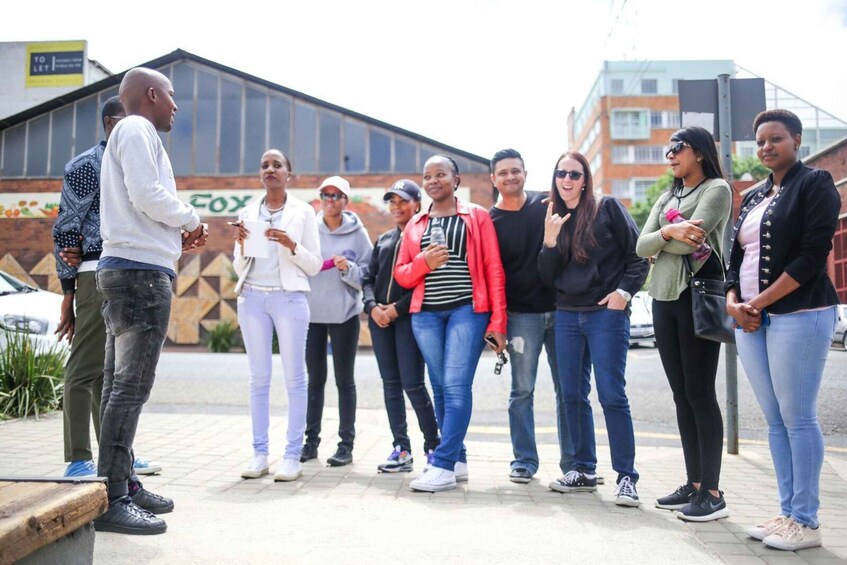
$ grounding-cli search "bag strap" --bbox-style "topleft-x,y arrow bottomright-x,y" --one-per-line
683,248 -> 726,283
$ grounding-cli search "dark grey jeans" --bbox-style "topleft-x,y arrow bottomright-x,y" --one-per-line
96,269 -> 172,499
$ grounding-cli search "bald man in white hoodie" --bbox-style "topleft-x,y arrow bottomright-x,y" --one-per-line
93,68 -> 207,535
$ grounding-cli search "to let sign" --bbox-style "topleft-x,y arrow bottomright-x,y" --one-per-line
25,41 -> 86,88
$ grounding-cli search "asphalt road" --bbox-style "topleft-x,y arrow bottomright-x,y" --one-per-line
148,343 -> 847,451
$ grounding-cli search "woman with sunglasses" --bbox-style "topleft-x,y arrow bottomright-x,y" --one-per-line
539,151 -> 648,507
395,154 -> 506,492
363,180 -> 440,474
301,176 -> 373,467
233,149 -> 322,482
636,126 -> 732,521
726,110 -> 839,551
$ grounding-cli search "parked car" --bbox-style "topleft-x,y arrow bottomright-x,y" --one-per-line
0,269 -> 66,351
833,304 -> 847,351
629,291 -> 656,348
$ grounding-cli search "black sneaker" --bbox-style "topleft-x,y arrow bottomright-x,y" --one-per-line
93,498 -> 167,535
548,470 -> 598,493
327,445 -> 353,467
677,489 -> 729,522
300,443 -> 318,463
614,476 -> 640,507
132,488 -> 174,514
509,467 -> 532,484
656,483 -> 697,510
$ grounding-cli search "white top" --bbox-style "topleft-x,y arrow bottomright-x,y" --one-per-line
233,195 -> 322,294
737,192 -> 774,302
100,116 -> 200,269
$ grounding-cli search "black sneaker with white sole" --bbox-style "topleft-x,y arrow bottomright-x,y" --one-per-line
677,489 -> 729,522
655,483 -> 697,510
614,476 -> 640,507
548,470 -> 598,493
94,497 -> 167,535
509,467 -> 532,484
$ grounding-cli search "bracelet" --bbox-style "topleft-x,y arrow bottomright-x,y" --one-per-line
659,227 -> 671,242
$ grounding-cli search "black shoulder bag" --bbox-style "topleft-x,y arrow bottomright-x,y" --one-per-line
683,253 -> 735,344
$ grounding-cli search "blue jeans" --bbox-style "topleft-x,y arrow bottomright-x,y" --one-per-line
412,305 -> 488,471
735,307 -> 835,528
555,308 -> 638,483
238,288 -> 310,461
96,269 -> 171,499
369,315 -> 440,454
507,311 -> 574,475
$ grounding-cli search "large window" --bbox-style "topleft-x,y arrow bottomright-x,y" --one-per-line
610,109 -> 650,140
641,79 -> 658,94
611,178 -> 657,203
0,60 -> 489,178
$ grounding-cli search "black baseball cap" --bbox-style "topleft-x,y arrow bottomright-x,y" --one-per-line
383,179 -> 421,202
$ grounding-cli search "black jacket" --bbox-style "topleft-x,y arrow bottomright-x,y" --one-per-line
727,160 -> 840,314
362,227 -> 413,316
538,196 -> 648,310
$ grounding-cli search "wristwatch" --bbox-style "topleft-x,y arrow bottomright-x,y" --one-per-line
615,289 -> 632,302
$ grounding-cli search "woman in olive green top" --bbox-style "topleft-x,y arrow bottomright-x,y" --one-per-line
636,126 -> 732,522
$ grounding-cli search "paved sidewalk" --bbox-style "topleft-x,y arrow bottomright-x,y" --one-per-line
2,408 -> 847,564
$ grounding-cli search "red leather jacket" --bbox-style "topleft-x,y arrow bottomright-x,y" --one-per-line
394,199 -> 507,335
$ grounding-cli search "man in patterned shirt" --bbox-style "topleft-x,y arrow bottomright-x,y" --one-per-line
52,97 -> 165,490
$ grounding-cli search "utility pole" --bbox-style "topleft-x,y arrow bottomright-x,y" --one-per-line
717,73 -> 739,455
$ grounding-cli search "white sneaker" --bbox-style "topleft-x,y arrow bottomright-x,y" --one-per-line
241,454 -> 269,479
274,458 -> 302,482
454,461 -> 468,482
746,515 -> 789,541
763,518 -> 822,551
410,467 -> 457,492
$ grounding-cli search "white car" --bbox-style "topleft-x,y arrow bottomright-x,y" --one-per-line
833,304 -> 847,351
0,270 -> 66,352
629,291 -> 656,348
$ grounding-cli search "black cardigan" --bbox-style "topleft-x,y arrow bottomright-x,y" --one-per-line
726,160 -> 840,314
538,196 -> 648,310
362,227 -> 413,316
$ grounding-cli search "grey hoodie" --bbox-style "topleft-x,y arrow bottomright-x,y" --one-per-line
307,210 -> 373,324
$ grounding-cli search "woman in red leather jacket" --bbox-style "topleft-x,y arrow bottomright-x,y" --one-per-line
394,154 -> 506,493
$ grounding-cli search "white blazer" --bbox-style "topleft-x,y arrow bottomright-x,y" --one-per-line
233,194 -> 322,294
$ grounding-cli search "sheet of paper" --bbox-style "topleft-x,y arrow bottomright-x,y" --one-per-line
243,220 -> 270,258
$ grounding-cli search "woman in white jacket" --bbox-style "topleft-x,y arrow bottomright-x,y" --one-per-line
232,149 -> 322,482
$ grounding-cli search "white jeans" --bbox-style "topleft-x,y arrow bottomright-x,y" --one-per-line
237,287 -> 310,460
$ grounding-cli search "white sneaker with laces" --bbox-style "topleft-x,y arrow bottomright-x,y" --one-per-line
614,476 -> 640,507
410,467 -> 457,492
241,454 -> 269,479
746,515 -> 789,541
454,461 -> 468,482
274,458 -> 303,482
762,518 -> 822,551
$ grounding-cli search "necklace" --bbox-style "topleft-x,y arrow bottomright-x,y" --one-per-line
262,194 -> 286,214
672,178 -> 707,207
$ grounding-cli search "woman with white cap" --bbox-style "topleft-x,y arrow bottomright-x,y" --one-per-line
363,180 -> 440,474
301,176 -> 373,467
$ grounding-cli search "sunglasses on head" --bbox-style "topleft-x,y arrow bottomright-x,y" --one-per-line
665,140 -> 691,159
319,192 -> 345,201
554,169 -> 584,180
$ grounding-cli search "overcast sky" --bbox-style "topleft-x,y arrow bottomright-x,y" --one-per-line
6,0 -> 847,183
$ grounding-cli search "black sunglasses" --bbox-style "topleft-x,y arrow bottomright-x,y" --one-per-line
665,140 -> 691,159
554,169 -> 584,180
319,192 -> 346,201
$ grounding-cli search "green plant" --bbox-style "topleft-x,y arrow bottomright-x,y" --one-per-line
204,321 -> 240,353
0,330 -> 67,420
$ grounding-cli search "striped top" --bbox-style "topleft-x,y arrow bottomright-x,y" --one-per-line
421,215 -> 473,310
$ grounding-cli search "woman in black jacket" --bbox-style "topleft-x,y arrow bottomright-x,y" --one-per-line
363,179 -> 440,473
726,109 -> 840,551
538,151 -> 648,506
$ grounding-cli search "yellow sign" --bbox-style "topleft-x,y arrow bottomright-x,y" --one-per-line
25,41 -> 86,88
